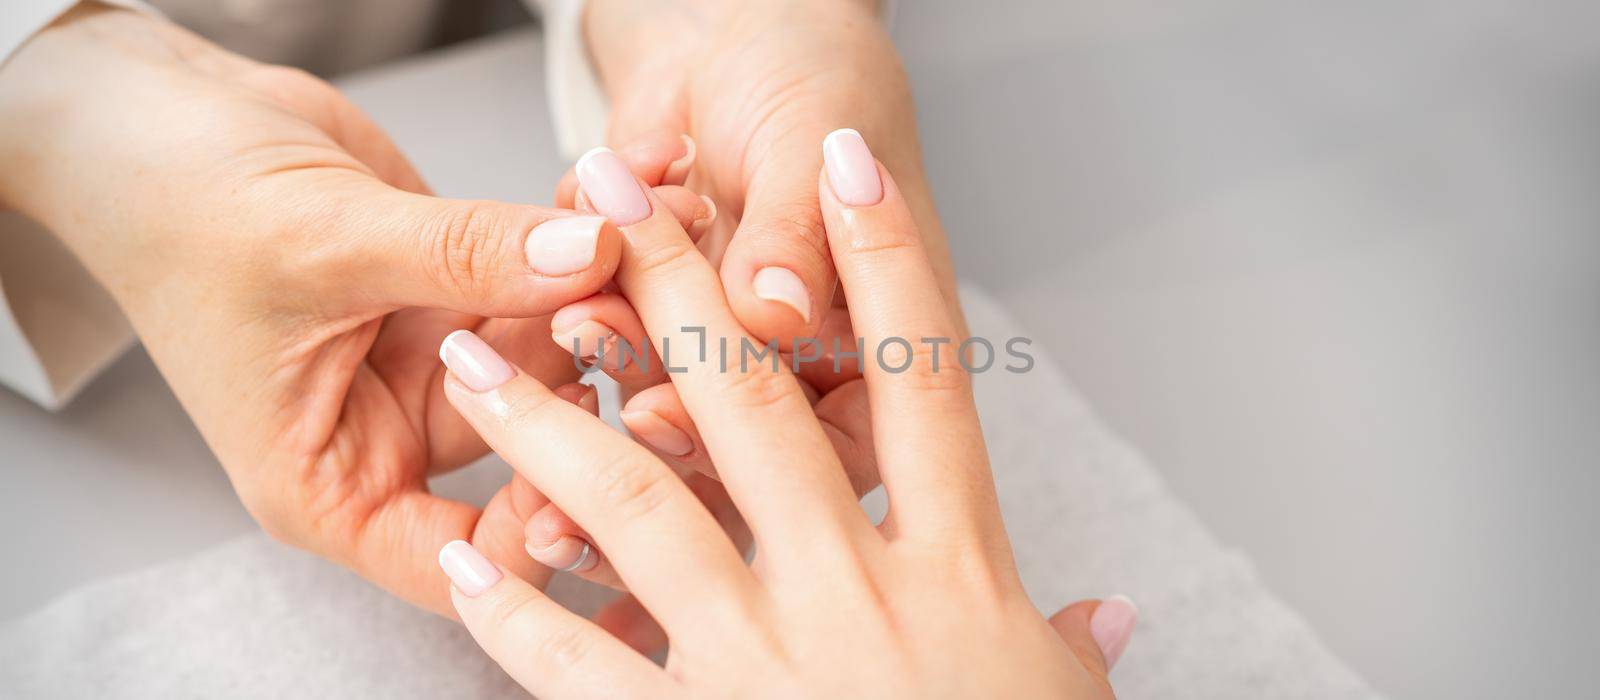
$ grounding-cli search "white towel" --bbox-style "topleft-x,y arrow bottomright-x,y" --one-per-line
0,287 -> 1377,698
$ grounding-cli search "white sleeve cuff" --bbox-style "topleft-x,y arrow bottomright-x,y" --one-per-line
530,0 -> 898,162
1,0 -> 162,69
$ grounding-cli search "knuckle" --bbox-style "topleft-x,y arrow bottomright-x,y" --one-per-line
716,367 -> 800,412
586,454 -> 677,523
879,341 -> 971,394
524,619 -> 595,670
495,386 -> 563,427
841,225 -> 922,260
627,236 -> 703,279
483,589 -> 544,628
426,202 -> 509,303
745,202 -> 830,259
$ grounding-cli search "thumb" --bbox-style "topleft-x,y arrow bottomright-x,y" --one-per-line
298,176 -> 624,317
718,133 -> 839,347
1048,595 -> 1139,679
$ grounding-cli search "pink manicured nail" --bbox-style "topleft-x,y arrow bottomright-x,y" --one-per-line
822,128 -> 883,206
551,319 -> 620,360
577,386 -> 599,415
438,540 -> 502,597
620,409 -> 694,456
752,267 -> 811,323
526,216 -> 604,275
439,330 -> 515,392
1090,595 -> 1139,670
664,134 -> 697,183
576,147 -> 651,225
527,536 -> 599,573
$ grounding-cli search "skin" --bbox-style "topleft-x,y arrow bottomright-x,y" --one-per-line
0,5 -> 704,616
570,0 -> 967,343
442,141 -> 1119,698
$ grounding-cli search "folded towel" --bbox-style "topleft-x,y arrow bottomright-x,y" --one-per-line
0,286 -> 1377,698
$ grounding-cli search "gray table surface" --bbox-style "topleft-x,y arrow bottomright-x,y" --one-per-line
4,3 -> 1598,698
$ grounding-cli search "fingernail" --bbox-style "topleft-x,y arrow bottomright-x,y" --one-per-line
665,134 -> 697,181
752,267 -> 811,323
822,128 -> 883,206
688,195 -> 717,241
578,386 -> 599,415
525,215 -> 605,275
576,147 -> 651,225
551,318 -> 620,360
527,536 -> 599,573
1090,594 -> 1139,671
440,330 -> 515,392
438,540 -> 502,597
620,409 -> 694,456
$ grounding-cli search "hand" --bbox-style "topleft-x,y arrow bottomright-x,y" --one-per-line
0,4 -> 687,614
573,0 -> 966,345
436,131 -> 1136,697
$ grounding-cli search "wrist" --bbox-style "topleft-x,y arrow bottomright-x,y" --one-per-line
0,4 -> 174,215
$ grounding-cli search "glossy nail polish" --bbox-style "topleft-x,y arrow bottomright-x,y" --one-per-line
620,409 -> 694,456
439,330 -> 516,392
576,147 -> 651,225
752,266 -> 811,323
527,535 -> 598,573
525,215 -> 605,275
822,128 -> 883,206
438,540 -> 502,597
550,318 -> 620,361
1090,594 -> 1139,670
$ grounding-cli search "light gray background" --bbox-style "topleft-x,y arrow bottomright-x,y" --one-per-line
3,2 -> 1598,698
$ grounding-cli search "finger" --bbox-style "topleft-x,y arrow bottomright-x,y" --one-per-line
718,138 -> 838,346
440,330 -> 759,637
620,382 -> 710,473
522,383 -> 627,588
594,594 -> 670,656
788,305 -> 863,394
576,147 -> 872,564
623,377 -> 880,501
1048,596 -> 1139,679
818,128 -> 996,545
524,501 -> 623,588
558,130 -> 697,207
289,174 -> 624,317
440,541 -> 672,698
811,379 -> 881,500
549,293 -> 666,396
422,315 -> 583,471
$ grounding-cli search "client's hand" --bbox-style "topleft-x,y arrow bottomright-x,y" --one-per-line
436,131 -> 1137,697
0,4 -> 691,614
573,0 -> 966,344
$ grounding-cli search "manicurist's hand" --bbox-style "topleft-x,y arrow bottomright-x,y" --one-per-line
568,0 -> 967,346
437,131 -> 1137,697
0,4 -> 704,614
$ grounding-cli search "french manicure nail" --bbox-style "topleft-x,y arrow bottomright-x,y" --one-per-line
438,540 -> 502,597
525,216 -> 604,275
578,386 -> 599,415
1090,594 -> 1139,671
576,147 -> 651,225
527,536 -> 598,573
822,128 -> 883,206
665,134 -> 697,180
688,195 -> 718,241
620,409 -> 694,456
439,330 -> 516,392
752,266 -> 811,323
551,319 -> 620,361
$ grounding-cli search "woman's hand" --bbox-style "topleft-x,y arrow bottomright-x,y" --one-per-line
437,132 -> 1136,697
574,0 -> 966,346
0,4 -> 689,615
